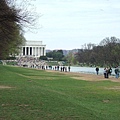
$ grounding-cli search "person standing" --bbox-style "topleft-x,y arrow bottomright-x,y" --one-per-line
115,67 -> 119,79
106,67 -> 109,78
108,67 -> 112,75
95,67 -> 99,75
68,66 -> 71,72
104,68 -> 107,78
104,67 -> 109,78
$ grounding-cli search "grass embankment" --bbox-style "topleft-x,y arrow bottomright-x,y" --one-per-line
0,65 -> 120,120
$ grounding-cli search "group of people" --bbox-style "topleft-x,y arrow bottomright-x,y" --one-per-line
51,66 -> 71,72
17,56 -> 47,68
95,66 -> 120,79
103,67 -> 112,78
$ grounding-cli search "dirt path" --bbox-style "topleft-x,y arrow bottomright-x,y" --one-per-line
46,70 -> 120,82
0,86 -> 13,89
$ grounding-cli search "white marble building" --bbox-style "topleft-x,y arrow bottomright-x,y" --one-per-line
19,41 -> 46,58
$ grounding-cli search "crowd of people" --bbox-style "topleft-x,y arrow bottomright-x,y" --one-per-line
96,66 -> 120,79
16,56 -> 71,72
1,57 -> 120,78
17,57 -> 47,69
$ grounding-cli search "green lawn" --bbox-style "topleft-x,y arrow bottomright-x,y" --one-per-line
0,65 -> 120,120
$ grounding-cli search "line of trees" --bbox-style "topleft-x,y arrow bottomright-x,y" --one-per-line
46,50 -> 65,61
0,0 -> 37,59
75,37 -> 120,67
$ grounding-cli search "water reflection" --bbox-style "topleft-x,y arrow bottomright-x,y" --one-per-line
50,66 -> 115,75
70,66 -> 115,75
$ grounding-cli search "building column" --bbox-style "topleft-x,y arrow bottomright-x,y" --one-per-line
43,47 -> 45,56
38,47 -> 40,57
41,47 -> 43,56
40,47 -> 41,56
35,47 -> 36,57
28,47 -> 30,55
25,47 -> 26,56
39,47 -> 41,56
32,47 -> 34,56
37,47 -> 39,57
21,47 -> 23,56
32,47 -> 33,56
36,47 -> 37,57
44,47 -> 46,56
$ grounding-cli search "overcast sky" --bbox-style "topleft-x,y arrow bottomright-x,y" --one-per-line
24,0 -> 120,50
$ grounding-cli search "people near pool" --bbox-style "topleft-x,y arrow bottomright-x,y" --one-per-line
114,66 -> 119,79
103,67 -> 112,78
95,67 -> 99,75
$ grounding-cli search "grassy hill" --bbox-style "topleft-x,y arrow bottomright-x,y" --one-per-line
0,65 -> 120,120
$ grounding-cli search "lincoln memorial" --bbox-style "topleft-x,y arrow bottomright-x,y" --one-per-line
19,41 -> 46,58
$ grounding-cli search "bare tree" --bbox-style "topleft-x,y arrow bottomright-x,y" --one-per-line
0,0 -> 37,59
75,37 -> 120,67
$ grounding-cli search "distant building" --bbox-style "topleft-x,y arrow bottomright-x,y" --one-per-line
18,41 -> 46,58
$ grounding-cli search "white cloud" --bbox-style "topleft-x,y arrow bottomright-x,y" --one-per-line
24,0 -> 120,50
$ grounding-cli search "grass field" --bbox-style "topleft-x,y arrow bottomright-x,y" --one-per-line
0,65 -> 120,120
